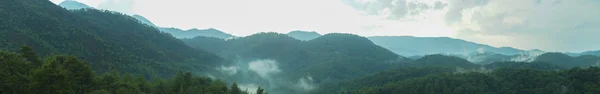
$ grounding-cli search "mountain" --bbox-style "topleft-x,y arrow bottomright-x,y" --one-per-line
580,50 -> 600,56
321,67 -> 600,94
159,28 -> 234,39
182,33 -> 402,93
0,0 -> 224,77
131,14 -> 157,27
58,0 -> 91,10
409,54 -> 480,69
534,52 -> 600,68
568,50 -> 600,56
128,15 -> 234,39
286,30 -> 322,41
458,52 -> 512,64
368,36 -> 524,56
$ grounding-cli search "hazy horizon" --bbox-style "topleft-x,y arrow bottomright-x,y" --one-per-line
50,0 -> 600,52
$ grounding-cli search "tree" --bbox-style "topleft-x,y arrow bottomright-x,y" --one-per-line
256,87 -> 266,94
0,51 -> 31,93
229,82 -> 243,94
18,46 -> 42,67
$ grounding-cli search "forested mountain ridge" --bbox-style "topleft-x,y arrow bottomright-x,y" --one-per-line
161,28 -> 235,39
368,36 -> 524,56
128,15 -> 235,39
286,30 -> 322,41
0,48 -> 264,94
58,0 -> 91,10
0,0 -> 224,77
316,64 -> 600,94
183,33 -> 403,93
534,52 -> 600,68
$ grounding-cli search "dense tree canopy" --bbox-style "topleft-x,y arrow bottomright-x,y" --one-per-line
0,49 -> 264,94
0,0 -> 224,77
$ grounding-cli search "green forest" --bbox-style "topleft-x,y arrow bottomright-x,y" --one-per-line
0,46 -> 266,94
2,0 -> 600,94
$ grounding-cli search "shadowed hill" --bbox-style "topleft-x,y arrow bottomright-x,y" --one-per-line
0,0 -> 224,77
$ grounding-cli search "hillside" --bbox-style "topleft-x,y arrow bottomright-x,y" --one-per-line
183,33 -> 402,93
131,14 -> 157,27
0,0 -> 224,77
534,52 -> 600,68
317,64 -> 600,94
286,30 -> 322,41
58,0 -> 91,10
368,36 -> 524,56
159,28 -> 234,39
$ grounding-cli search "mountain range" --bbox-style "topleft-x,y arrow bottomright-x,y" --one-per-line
3,0 -> 223,77
58,0 -> 234,39
58,0 -> 91,10
3,0 -> 600,93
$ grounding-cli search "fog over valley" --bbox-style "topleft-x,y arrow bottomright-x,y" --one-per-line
0,0 -> 599,94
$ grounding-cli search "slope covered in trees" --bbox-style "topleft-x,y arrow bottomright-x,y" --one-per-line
0,0 -> 224,77
368,36 -> 524,56
160,28 -> 235,39
534,52 -> 600,68
183,33 -> 402,93
58,0 -> 91,10
286,30 -> 322,41
0,48 -> 264,94
317,66 -> 600,94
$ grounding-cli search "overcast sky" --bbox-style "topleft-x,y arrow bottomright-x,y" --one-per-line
50,0 -> 600,52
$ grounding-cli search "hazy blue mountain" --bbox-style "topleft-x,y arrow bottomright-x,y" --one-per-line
567,50 -> 600,56
286,30 -> 322,41
368,36 -> 525,56
131,15 -> 156,27
58,0 -> 91,10
159,28 -> 234,39
534,52 -> 600,68
580,50 -> 600,56
129,15 -> 234,39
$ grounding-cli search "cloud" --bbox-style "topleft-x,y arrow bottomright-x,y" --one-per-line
452,0 -> 600,52
248,59 -> 281,79
295,76 -> 316,91
217,66 -> 239,76
346,0 -> 600,52
343,0 -> 446,20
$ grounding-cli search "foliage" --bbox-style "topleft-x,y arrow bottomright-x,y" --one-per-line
0,0 -> 224,78
0,49 -> 264,94
535,52 -> 600,68
318,67 -> 600,94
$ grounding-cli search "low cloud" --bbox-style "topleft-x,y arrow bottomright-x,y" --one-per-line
248,59 -> 281,79
217,66 -> 239,76
295,76 -> 317,91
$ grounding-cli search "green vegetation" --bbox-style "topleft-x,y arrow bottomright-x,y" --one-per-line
183,33 -> 401,84
535,52 -> 600,68
0,0 -> 224,77
0,48 -> 263,94
317,66 -> 600,94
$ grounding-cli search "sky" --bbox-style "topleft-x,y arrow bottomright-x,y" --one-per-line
50,0 -> 600,52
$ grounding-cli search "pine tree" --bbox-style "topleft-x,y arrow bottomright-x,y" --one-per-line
18,46 -> 42,67
229,82 -> 242,94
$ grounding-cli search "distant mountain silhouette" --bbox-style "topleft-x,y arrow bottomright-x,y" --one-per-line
160,28 -> 234,39
286,30 -> 321,41
58,0 -> 91,10
368,36 -> 524,56
131,15 -> 156,27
